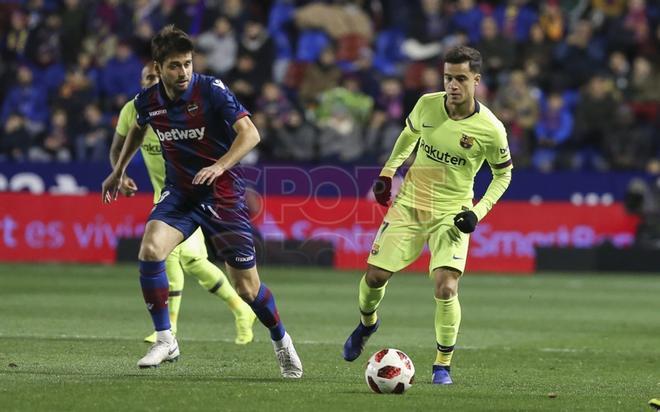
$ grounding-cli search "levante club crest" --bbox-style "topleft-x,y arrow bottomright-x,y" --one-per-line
459,134 -> 475,149
187,102 -> 199,115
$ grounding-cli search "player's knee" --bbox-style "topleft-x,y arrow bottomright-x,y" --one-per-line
235,285 -> 257,302
365,266 -> 391,288
434,284 -> 457,299
138,242 -> 167,261
179,256 -> 201,271
232,277 -> 259,302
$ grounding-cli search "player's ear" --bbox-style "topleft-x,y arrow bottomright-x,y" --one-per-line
154,61 -> 162,76
473,73 -> 481,86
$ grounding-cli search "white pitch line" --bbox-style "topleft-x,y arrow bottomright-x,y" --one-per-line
0,333 -> 599,353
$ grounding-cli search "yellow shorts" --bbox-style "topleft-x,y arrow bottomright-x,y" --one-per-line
367,202 -> 470,274
170,227 -> 208,260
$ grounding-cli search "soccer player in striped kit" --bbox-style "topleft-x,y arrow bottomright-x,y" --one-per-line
102,25 -> 302,378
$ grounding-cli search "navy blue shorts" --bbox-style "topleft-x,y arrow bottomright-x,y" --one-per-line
148,187 -> 256,269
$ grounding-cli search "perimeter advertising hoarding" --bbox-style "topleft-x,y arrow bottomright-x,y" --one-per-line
0,193 -> 638,272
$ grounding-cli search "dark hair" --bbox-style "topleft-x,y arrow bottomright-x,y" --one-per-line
151,25 -> 194,64
443,46 -> 482,74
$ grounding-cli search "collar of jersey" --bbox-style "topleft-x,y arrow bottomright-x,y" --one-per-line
157,73 -> 197,106
443,93 -> 480,120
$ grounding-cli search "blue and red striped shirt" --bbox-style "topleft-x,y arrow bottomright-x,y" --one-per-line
134,73 -> 250,205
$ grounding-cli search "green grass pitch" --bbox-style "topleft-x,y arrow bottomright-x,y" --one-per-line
1,263 -> 658,411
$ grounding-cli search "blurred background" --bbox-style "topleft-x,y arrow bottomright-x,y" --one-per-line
0,0 -> 659,274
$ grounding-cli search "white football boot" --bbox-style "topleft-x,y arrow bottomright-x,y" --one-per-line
137,336 -> 179,368
272,332 -> 303,378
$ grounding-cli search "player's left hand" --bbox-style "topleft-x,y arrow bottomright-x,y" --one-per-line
101,171 -> 123,204
193,163 -> 226,186
120,176 -> 138,197
454,210 -> 478,233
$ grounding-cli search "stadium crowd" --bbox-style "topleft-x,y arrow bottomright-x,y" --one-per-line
0,0 -> 658,172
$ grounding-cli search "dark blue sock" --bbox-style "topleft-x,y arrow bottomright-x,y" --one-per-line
139,260 -> 170,332
248,283 -> 286,341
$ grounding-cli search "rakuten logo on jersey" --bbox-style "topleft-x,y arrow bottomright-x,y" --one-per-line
419,138 -> 467,166
155,127 -> 205,141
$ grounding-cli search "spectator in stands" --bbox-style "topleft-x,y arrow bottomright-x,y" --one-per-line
3,8 -> 30,61
31,44 -> 65,99
449,0 -> 483,44
94,0 -> 133,39
629,56 -> 660,104
493,70 -> 539,168
271,110 -> 318,162
317,75 -> 373,129
197,15 -> 238,77
54,66 -> 96,136
402,0 -> 449,62
573,74 -> 618,170
226,53 -> 264,111
29,107 -> 71,162
365,77 -> 405,164
476,16 -> 515,90
25,12 -> 62,65
256,82 -> 294,127
1,114 -> 32,161
170,0 -> 210,36
493,0 -> 538,43
100,40 -> 142,111
603,105 -> 654,170
553,19 -> 604,89
533,91 -> 574,172
518,23 -> 554,91
75,103 -> 111,161
131,19 -> 156,61
239,18 -> 276,85
298,46 -> 342,108
538,1 -> 564,43
317,76 -> 373,163
60,0 -> 88,65
0,65 -> 49,137
346,47 -> 381,99
607,50 -> 631,97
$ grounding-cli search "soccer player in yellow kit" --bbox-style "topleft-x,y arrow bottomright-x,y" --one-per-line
110,63 -> 256,345
342,46 -> 513,384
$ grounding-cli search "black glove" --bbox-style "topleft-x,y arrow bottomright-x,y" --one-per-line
454,210 -> 478,233
372,176 -> 392,207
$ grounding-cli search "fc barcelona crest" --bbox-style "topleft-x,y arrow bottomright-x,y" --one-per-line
459,134 -> 474,149
187,102 -> 199,115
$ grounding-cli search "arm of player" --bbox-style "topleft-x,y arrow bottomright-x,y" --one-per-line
102,122 -> 147,203
109,131 -> 138,197
379,124 -> 419,178
192,116 -> 259,186
471,122 -> 513,221
471,169 -> 512,221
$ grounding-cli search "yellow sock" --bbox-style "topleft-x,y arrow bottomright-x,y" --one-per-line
359,275 -> 387,326
434,295 -> 461,366
182,257 -> 246,316
165,253 -> 185,333
168,293 -> 181,333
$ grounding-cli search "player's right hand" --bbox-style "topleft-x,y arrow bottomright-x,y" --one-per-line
120,176 -> 138,197
372,176 -> 392,207
101,171 -> 123,204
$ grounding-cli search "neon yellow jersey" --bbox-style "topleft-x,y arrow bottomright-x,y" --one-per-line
116,99 -> 165,203
381,92 -> 513,213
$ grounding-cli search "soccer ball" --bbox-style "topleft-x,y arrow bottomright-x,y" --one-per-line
365,348 -> 415,394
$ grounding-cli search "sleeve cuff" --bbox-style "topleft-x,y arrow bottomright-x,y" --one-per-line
380,168 -> 396,178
